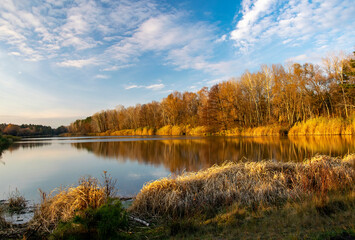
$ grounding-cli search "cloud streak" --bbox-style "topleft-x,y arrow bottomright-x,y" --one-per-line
57,57 -> 99,68
125,83 -> 165,90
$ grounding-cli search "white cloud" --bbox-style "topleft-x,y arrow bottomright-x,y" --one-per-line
287,54 -> 307,62
0,0 -> 233,75
230,0 -> 355,53
104,13 -> 224,74
125,83 -> 165,90
286,52 -> 324,64
231,0 -> 277,51
57,57 -> 99,68
94,74 -> 109,79
102,64 -> 135,71
0,0 -> 156,62
145,83 -> 164,90
125,85 -> 139,90
8,51 -> 21,56
215,34 -> 227,43
206,77 -> 228,86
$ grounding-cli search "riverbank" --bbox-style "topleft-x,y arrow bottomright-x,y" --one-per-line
0,154 -> 354,239
64,116 -> 355,137
0,135 -> 20,154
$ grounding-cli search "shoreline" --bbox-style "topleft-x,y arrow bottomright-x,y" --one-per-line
64,117 -> 355,137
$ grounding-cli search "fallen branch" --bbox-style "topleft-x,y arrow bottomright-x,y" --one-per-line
129,216 -> 149,226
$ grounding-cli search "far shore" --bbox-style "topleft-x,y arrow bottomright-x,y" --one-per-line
64,116 -> 355,137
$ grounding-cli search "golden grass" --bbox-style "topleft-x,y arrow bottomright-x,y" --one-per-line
129,154 -> 355,218
222,125 -> 286,136
109,127 -> 156,136
33,177 -> 108,232
171,126 -> 183,135
99,125 -> 209,136
156,125 -> 173,135
289,116 -> 355,136
187,126 -> 208,136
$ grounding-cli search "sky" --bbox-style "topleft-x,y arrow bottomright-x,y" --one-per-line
0,0 -> 354,127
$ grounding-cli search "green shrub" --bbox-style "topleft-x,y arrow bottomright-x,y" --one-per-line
51,199 -> 128,240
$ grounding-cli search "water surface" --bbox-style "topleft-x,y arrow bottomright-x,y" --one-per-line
0,135 -> 353,202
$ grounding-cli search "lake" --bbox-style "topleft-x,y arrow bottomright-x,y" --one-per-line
0,135 -> 354,202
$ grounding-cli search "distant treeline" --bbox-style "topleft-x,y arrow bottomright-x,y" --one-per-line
0,123 -> 68,136
69,52 -> 355,135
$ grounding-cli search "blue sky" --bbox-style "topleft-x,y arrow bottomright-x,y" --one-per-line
0,0 -> 354,127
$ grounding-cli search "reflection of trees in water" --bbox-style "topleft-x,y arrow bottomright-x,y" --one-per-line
0,142 -> 52,165
288,136 -> 355,156
71,136 -> 354,173
9,142 -> 52,151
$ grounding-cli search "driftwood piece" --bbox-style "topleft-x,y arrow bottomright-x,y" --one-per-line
129,216 -> 149,226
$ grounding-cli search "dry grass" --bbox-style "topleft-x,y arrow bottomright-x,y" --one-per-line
186,126 -> 208,136
32,176 -> 110,233
108,127 -> 156,136
108,125 -> 209,136
130,154 -> 355,218
0,216 -> 8,230
7,189 -> 27,213
156,125 -> 173,135
171,126 -> 183,135
289,116 -> 355,136
0,206 -> 6,229
221,125 -> 286,136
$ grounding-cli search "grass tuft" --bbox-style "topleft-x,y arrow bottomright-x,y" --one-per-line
50,199 -> 128,240
33,176 -> 113,233
7,189 -> 27,214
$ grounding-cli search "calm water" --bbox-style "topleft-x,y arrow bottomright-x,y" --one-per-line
0,135 -> 354,202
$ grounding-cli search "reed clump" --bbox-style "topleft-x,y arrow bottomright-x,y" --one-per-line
7,189 -> 27,214
33,176 -> 109,232
289,116 -> 355,135
130,155 -> 355,218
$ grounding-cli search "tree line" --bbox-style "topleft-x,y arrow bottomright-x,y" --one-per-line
69,52 -> 355,135
0,124 -> 68,136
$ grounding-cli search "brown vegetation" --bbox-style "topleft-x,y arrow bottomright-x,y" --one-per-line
130,155 -> 355,218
